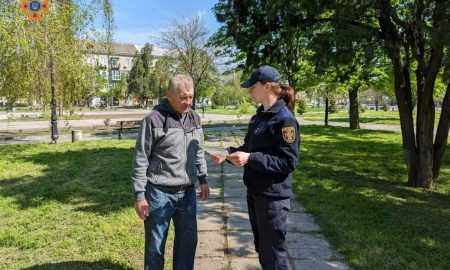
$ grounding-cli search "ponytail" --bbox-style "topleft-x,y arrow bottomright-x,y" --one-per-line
279,84 -> 295,111
267,82 -> 296,111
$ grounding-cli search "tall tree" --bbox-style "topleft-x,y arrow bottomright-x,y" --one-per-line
160,15 -> 216,109
127,44 -> 156,106
150,55 -> 176,101
213,0 -> 450,188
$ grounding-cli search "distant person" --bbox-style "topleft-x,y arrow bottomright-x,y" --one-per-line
211,65 -> 300,270
131,74 -> 210,270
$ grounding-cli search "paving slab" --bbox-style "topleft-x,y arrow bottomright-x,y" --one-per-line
290,199 -> 306,212
286,233 -> 335,261
207,187 -> 222,199
227,211 -> 252,231
224,187 -> 247,198
197,232 -> 225,258
224,179 -> 245,189
197,197 -> 223,212
224,197 -> 248,212
197,210 -> 224,231
287,212 -> 321,233
293,259 -> 350,270
227,231 -> 258,258
194,258 -> 228,270
230,258 -> 262,270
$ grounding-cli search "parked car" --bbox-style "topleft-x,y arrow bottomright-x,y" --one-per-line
195,101 -> 207,109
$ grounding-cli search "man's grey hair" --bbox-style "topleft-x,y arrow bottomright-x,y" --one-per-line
168,75 -> 194,93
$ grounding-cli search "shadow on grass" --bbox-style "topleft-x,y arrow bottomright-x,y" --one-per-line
0,143 -> 135,215
22,259 -> 133,270
325,117 -> 400,124
293,125 -> 450,269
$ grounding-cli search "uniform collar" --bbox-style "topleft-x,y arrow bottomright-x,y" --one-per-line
256,99 -> 286,115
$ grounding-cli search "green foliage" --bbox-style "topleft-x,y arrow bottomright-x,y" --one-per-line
328,97 -> 338,113
296,99 -> 307,115
236,97 -> 252,119
0,1 -> 113,110
211,71 -> 248,107
127,43 -> 156,104
150,55 -> 176,101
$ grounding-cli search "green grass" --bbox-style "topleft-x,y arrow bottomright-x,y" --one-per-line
301,108 -> 443,125
198,107 -> 254,116
0,140 -> 174,269
293,126 -> 450,269
1,127 -> 449,269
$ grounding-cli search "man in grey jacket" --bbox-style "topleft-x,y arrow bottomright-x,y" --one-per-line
131,74 -> 210,270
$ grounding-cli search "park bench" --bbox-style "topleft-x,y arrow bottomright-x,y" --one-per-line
115,120 -> 142,139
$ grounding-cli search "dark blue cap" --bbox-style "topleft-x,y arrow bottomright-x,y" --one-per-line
240,65 -> 281,88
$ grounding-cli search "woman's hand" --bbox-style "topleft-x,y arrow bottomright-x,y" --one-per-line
227,151 -> 250,167
209,153 -> 226,164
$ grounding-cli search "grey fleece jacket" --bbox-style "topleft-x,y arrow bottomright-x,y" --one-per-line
131,99 -> 207,201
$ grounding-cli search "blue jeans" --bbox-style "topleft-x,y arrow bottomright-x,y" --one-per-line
144,184 -> 197,270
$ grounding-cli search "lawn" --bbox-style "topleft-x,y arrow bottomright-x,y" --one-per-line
1,127 -> 449,269
0,140 -> 174,270
294,126 -> 450,269
301,108 -> 443,125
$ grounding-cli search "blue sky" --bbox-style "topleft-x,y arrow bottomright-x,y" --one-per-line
111,0 -> 221,45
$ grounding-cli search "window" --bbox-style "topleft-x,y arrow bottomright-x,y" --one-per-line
112,70 -> 120,81
111,57 -> 120,68
101,56 -> 107,66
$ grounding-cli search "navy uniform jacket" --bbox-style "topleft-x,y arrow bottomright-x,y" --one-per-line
228,99 -> 300,198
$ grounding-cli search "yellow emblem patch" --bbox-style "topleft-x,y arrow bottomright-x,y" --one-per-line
282,126 -> 296,143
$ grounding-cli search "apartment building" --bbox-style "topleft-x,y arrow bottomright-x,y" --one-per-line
84,41 -> 166,106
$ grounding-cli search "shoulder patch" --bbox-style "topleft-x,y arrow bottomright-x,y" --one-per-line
282,126 -> 296,143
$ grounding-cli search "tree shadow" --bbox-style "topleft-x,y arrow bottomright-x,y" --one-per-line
293,125 -> 450,268
22,259 -> 134,270
327,117 -> 400,124
0,144 -> 135,215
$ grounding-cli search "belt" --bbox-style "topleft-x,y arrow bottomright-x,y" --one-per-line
151,184 -> 194,193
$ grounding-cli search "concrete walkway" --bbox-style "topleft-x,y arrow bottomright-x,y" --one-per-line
0,113 -> 251,131
194,129 -> 351,270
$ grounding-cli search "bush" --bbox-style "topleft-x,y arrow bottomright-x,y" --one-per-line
297,99 -> 307,115
237,97 -> 252,120
328,97 -> 338,113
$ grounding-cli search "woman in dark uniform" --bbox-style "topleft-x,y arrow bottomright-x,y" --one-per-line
211,65 -> 300,270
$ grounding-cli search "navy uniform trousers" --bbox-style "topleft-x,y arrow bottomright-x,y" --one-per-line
247,189 -> 291,270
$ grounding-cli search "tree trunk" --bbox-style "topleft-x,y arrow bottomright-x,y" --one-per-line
415,39 -> 444,188
375,93 -> 379,111
324,97 -> 329,126
379,13 -> 418,186
433,83 -> 450,181
349,88 -> 360,129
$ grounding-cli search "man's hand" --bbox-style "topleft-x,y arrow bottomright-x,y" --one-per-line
135,199 -> 150,220
198,184 -> 210,201
209,153 -> 226,164
227,151 -> 250,167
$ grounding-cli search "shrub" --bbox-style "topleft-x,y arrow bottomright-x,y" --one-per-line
297,99 -> 307,115
328,97 -> 338,113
